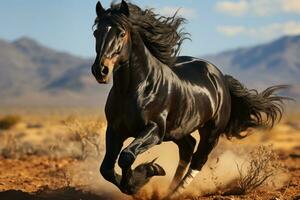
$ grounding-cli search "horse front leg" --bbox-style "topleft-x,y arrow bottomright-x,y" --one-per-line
100,126 -> 124,189
118,121 -> 166,194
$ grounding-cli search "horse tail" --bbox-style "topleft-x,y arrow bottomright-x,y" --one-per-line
224,75 -> 291,139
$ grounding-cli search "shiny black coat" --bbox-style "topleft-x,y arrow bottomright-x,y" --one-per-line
105,33 -> 231,142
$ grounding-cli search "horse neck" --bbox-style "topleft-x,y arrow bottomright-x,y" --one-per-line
113,32 -> 165,94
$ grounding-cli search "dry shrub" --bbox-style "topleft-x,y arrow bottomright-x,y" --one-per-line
64,118 -> 103,160
0,132 -> 46,158
224,145 -> 284,195
0,115 -> 21,130
1,132 -> 18,158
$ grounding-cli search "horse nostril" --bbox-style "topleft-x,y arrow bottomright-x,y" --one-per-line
101,66 -> 109,76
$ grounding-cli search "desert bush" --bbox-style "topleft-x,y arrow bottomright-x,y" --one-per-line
1,132 -> 18,158
0,115 -> 21,130
0,132 -> 45,158
225,145 -> 284,195
64,118 -> 103,160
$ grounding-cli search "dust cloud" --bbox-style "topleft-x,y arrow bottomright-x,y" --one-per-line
64,132 -> 290,199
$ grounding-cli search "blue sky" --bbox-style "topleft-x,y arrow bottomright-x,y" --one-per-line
0,0 -> 300,58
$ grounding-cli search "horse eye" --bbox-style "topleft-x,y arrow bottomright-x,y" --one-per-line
120,32 -> 126,38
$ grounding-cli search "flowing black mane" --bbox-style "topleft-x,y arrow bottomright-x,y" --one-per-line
94,2 -> 189,66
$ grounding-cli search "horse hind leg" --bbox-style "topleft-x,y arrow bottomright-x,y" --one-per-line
168,135 -> 196,193
170,122 -> 221,198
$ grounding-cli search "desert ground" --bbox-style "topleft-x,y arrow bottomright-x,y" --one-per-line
0,107 -> 299,200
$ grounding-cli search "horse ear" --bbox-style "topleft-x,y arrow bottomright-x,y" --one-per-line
96,1 -> 105,17
119,0 -> 129,17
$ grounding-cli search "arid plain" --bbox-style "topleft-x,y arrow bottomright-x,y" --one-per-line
0,107 -> 299,200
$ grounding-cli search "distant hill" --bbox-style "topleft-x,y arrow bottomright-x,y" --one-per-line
0,35 -> 299,107
204,35 -> 300,98
0,37 -> 109,107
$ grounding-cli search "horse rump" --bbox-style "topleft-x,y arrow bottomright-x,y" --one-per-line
224,75 -> 291,139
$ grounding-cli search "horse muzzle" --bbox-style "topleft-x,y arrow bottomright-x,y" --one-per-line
91,64 -> 110,84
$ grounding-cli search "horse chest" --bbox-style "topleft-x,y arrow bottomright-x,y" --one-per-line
109,96 -> 147,136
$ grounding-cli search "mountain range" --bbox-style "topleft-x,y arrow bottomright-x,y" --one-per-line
0,37 -> 109,107
205,35 -> 300,89
0,35 -> 299,107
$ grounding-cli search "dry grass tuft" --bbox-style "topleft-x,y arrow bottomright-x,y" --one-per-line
224,145 -> 284,195
0,115 -> 21,130
64,117 -> 103,160
1,132 -> 45,158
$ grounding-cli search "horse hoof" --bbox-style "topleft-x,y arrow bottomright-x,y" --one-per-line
120,160 -> 166,195
121,188 -> 136,195
148,162 -> 166,177
120,186 -> 136,195
134,159 -> 166,178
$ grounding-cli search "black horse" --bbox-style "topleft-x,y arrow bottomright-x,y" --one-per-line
91,1 -> 289,197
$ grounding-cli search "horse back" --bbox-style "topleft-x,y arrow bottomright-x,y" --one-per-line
164,56 -> 230,139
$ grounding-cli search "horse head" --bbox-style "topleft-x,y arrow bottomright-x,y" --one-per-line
92,1 -> 132,84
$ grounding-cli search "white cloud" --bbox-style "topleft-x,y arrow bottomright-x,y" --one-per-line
216,0 -> 300,16
249,0 -> 282,16
217,26 -> 246,36
217,21 -> 300,38
283,0 -> 300,14
216,0 -> 248,16
158,6 -> 198,19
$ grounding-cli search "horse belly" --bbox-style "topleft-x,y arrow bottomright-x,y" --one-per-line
166,118 -> 200,140
165,94 -> 213,140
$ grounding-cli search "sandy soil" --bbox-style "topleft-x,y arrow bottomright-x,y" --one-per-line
0,113 -> 299,200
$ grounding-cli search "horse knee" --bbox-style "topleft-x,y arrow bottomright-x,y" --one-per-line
118,149 -> 136,169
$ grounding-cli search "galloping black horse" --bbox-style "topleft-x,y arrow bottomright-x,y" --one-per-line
91,1 -> 289,197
